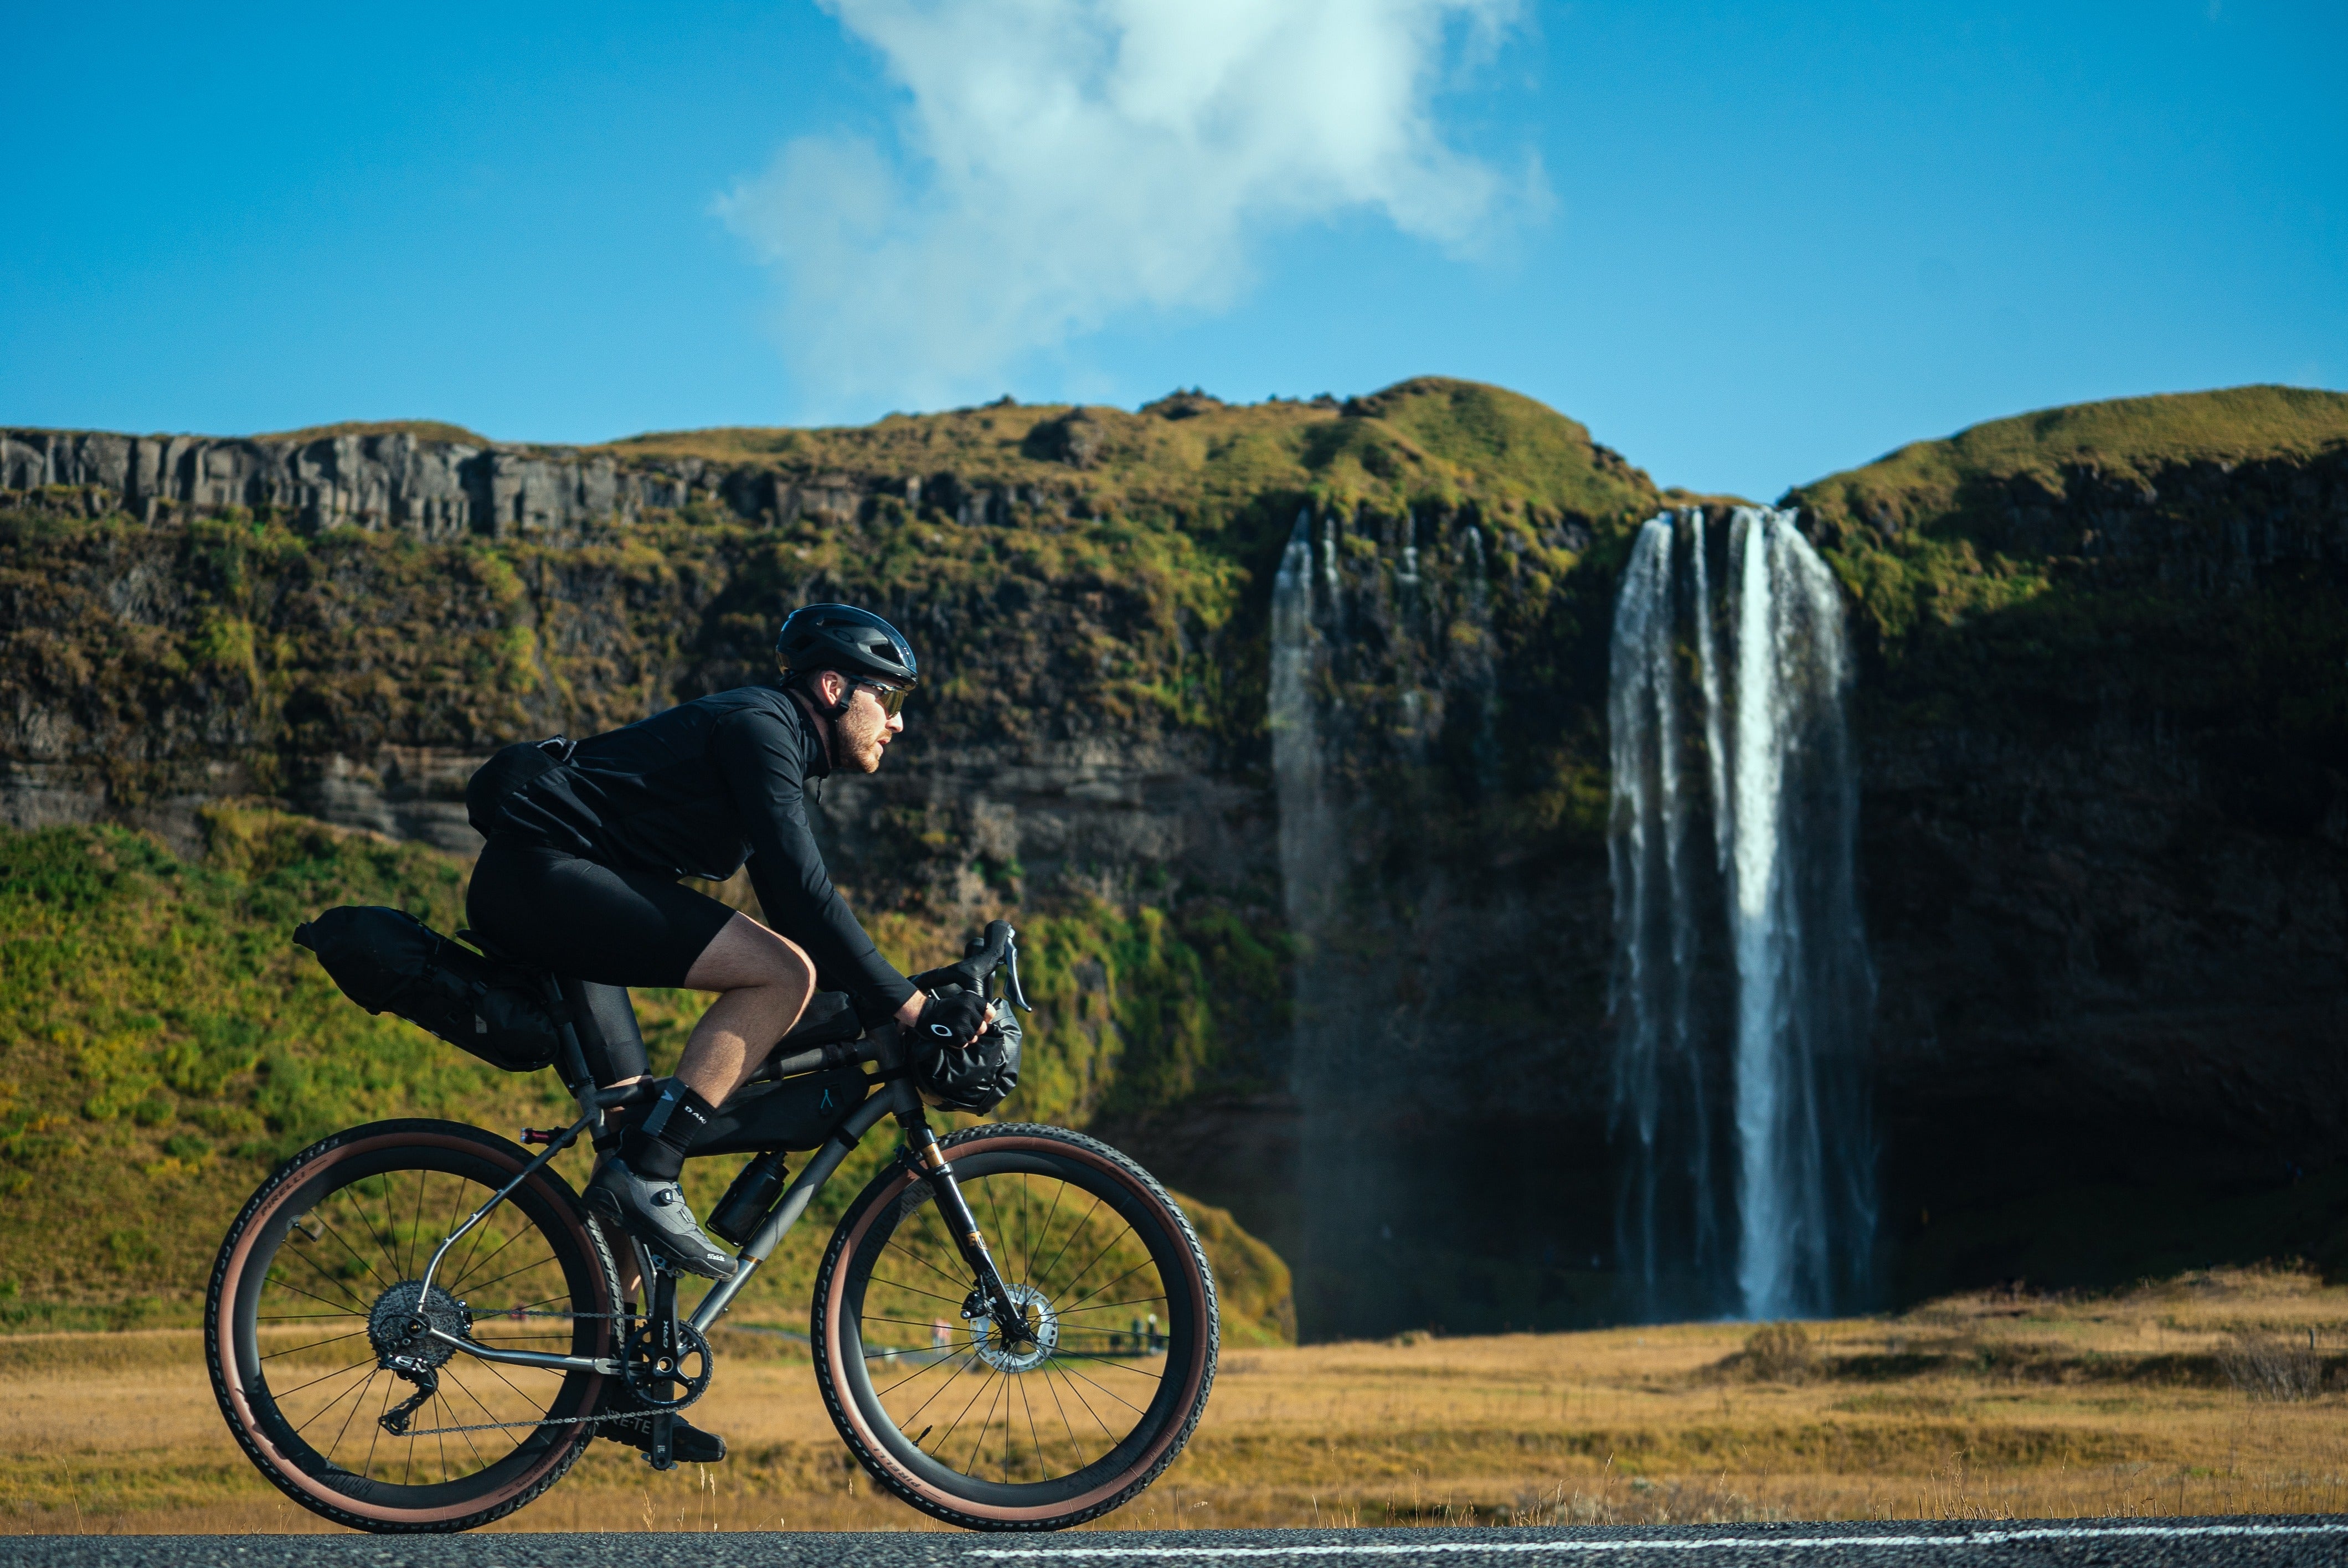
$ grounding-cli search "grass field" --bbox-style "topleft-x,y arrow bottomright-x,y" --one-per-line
6,1265 -> 2346,1535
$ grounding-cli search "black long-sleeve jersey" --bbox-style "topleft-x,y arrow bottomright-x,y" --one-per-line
491,684 -> 915,1027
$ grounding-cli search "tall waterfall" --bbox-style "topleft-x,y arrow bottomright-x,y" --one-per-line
1608,507 -> 1876,1321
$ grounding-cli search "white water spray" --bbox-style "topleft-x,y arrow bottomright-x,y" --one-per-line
1608,507 -> 1875,1320
1271,510 -> 1332,944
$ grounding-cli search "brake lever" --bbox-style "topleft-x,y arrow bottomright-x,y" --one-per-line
1003,930 -> 1032,1013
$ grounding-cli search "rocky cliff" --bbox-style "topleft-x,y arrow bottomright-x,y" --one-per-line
1790,386 -> 2348,1298
0,381 -> 1660,1334
8,379 -> 2346,1333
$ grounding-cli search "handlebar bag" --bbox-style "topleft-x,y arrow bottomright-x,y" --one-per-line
294,905 -> 562,1073
910,996 -> 1022,1115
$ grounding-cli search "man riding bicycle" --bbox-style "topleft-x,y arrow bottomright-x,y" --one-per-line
464,603 -> 990,1458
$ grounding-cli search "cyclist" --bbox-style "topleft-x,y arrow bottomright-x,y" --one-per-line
463,604 -> 990,1457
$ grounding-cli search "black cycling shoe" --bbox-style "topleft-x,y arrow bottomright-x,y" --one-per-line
583,1157 -> 738,1281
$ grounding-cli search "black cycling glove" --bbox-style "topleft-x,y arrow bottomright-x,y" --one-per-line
914,988 -> 990,1051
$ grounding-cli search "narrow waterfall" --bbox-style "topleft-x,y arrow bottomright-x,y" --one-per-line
1271,510 -> 1332,945
1608,506 -> 1876,1321
1268,500 -> 1513,1338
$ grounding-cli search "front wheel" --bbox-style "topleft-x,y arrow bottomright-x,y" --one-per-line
813,1123 -> 1218,1530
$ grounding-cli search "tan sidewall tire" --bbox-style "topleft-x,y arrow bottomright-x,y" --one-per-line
813,1123 -> 1218,1530
205,1121 -> 613,1533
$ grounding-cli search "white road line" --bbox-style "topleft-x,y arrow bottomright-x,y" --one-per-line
967,1521 -> 2348,1558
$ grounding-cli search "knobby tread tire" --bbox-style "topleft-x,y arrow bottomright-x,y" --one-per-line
205,1118 -> 616,1534
810,1122 -> 1219,1531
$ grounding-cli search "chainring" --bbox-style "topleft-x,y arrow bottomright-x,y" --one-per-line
621,1320 -> 713,1410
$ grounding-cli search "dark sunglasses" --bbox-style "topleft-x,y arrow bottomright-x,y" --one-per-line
856,680 -> 908,718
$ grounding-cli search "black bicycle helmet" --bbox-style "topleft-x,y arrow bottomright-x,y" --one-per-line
775,603 -> 919,689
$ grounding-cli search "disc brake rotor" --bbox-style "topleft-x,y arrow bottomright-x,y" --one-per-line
969,1282 -> 1059,1373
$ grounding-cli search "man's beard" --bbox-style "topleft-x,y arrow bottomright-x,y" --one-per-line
838,705 -> 887,773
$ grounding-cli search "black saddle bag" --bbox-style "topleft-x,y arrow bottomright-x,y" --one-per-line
294,905 -> 563,1073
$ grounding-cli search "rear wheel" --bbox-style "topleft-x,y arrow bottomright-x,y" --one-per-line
205,1119 -> 617,1533
813,1123 -> 1218,1530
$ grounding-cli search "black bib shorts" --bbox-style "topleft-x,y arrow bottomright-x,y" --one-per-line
466,834 -> 736,990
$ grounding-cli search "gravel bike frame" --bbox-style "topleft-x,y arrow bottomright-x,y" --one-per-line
390,928 -> 1035,1454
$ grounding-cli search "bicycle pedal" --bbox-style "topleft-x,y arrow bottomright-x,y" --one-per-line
647,1410 -> 676,1471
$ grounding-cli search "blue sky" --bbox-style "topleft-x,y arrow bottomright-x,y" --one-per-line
3,1 -> 2341,499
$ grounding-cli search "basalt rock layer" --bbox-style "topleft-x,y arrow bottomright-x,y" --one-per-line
1790,386 -> 2348,1299
0,382 -> 1661,1334
6,380 -> 2347,1330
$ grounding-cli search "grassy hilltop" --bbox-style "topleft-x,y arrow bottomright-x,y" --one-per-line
1793,384 -> 2348,651
600,378 -> 1661,523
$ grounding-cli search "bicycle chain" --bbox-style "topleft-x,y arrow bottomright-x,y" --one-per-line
383,1308 -> 685,1439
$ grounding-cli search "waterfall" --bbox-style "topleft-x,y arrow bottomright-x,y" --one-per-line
1608,506 -> 1875,1321
1271,510 -> 1332,943
1270,500 -> 1507,1337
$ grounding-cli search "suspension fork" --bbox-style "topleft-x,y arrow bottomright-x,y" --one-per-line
897,1103 -> 1033,1348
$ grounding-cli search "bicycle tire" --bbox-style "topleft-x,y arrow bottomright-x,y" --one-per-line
812,1122 -> 1218,1530
206,1118 -> 618,1533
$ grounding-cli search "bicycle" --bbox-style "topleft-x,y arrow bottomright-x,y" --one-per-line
204,919 -> 1218,1533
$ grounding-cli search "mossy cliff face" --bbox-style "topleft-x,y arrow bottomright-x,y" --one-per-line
10,377 -> 2342,1333
1789,386 -> 2348,1299
0,811 -> 1294,1345
0,379 -> 1658,1337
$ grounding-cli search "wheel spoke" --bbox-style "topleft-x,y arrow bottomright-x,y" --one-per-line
1048,1349 -> 1165,1381
963,1362 -> 1010,1477
444,1220 -> 532,1293
1060,1256 -> 1156,1316
885,1234 -> 976,1294
1053,1356 -> 1149,1417
286,1362 -> 378,1431
861,1273 -> 967,1309
311,1208 -> 394,1296
937,1360 -> 1001,1470
361,1370 -> 392,1480
1028,1193 -> 1103,1287
272,1354 -> 380,1404
1020,1362 -> 1048,1479
1025,1179 -> 1068,1293
261,1328 -> 372,1361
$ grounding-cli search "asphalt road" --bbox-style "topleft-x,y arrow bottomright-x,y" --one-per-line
4,1521 -> 2347,1568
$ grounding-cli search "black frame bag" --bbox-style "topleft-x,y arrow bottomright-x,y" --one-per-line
294,905 -> 561,1072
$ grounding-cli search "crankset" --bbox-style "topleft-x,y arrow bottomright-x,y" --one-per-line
620,1319 -> 712,1411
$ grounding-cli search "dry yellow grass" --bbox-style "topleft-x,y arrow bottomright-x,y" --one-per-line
7,1267 -> 2348,1535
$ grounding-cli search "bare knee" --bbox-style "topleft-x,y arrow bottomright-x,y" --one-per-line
686,912 -> 814,996
761,933 -> 816,998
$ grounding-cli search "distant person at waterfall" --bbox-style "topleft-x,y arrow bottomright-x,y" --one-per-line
462,605 -> 990,1453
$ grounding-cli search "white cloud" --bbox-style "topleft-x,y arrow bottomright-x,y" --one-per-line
717,0 -> 1535,409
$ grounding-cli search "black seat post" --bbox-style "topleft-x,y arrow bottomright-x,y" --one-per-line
559,979 -> 653,1088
